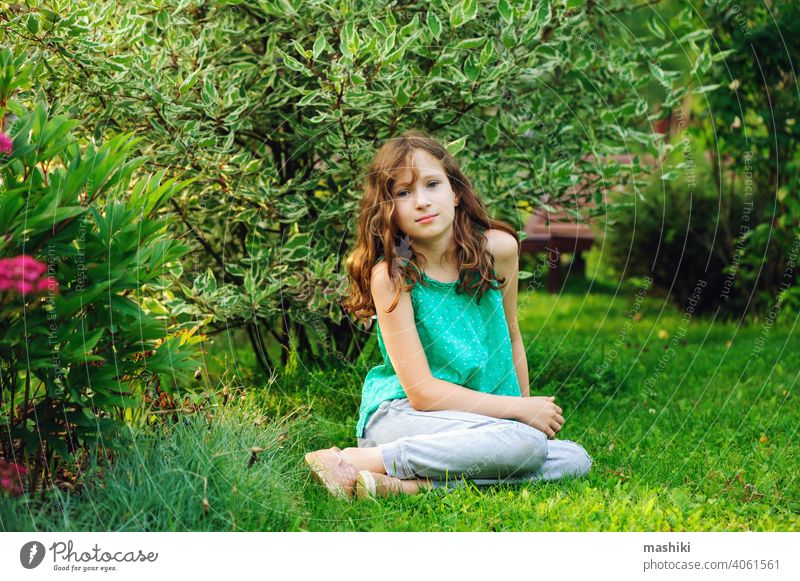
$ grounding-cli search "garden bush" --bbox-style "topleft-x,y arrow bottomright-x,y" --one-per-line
605,0 -> 800,318
0,49 -> 199,492
699,0 -> 800,317
603,146 -> 749,315
0,0 -> 710,372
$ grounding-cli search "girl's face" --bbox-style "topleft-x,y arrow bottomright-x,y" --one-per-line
390,148 -> 459,240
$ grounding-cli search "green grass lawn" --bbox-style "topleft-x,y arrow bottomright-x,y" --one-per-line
2,278 -> 798,531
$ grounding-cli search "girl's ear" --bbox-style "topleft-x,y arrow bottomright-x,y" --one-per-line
454,195 -> 459,207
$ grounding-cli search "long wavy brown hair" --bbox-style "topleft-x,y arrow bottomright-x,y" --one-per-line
342,129 -> 519,323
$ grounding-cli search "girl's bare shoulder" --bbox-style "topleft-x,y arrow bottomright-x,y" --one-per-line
369,259 -> 400,297
484,228 -> 519,262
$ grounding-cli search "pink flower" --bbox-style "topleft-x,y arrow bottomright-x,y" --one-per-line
0,132 -> 11,155
2,255 -> 46,280
0,460 -> 27,497
37,277 -> 58,292
0,255 -> 56,296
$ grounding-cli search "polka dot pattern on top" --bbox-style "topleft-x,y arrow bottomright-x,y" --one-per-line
356,259 -> 521,438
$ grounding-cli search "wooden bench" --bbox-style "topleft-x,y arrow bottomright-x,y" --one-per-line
520,204 -> 595,293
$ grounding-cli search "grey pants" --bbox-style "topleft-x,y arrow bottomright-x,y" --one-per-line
357,398 -> 593,491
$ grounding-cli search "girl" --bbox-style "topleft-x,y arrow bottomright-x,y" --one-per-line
305,130 -> 593,500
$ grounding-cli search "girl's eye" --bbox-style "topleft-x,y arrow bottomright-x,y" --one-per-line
394,182 -> 437,197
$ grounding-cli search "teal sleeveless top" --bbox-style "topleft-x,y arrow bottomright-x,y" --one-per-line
356,260 -> 522,438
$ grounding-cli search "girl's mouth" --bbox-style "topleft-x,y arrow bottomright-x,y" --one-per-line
416,214 -> 438,224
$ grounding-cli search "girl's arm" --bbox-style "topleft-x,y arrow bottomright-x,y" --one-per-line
487,229 -> 530,397
511,341 -> 530,397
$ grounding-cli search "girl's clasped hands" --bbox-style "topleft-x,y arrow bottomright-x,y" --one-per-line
514,395 -> 565,439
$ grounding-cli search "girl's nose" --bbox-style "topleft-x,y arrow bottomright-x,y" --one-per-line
414,189 -> 432,208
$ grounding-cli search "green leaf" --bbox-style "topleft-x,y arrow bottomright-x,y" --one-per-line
711,48 -> 735,63
196,268 -> 217,293
649,62 -> 672,90
446,135 -> 468,156
396,85 -> 410,106
291,39 -> 311,60
313,33 -> 327,59
26,14 -> 39,35
498,0 -> 513,24
678,29 -> 711,45
339,21 -> 360,59
299,90 -> 323,106
534,0 -> 551,28
284,232 -> 312,251
646,15 -> 666,41
55,279 -> 115,318
398,14 -> 420,41
110,295 -> 144,319
45,436 -> 72,462
427,12 -> 442,40
178,68 -> 201,94
691,83 -> 722,95
462,0 -> 478,23
501,26 -> 517,49
480,39 -> 494,66
369,14 -> 387,36
383,29 -> 396,54
278,50 -> 307,73
483,120 -> 500,146
691,45 -> 712,77
23,206 -> 87,236
457,37 -> 485,50
201,80 -> 219,107
65,327 -> 105,355
384,46 -> 406,63
450,4 -> 464,27
464,57 -> 480,82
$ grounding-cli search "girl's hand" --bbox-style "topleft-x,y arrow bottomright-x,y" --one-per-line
513,396 -> 564,439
